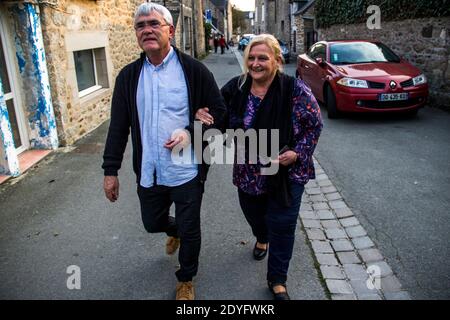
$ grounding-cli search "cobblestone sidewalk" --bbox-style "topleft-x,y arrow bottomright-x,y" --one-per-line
301,157 -> 411,300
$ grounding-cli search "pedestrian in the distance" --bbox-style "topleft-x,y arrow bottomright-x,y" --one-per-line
219,35 -> 226,54
195,34 -> 323,300
102,2 -> 226,300
213,36 -> 219,53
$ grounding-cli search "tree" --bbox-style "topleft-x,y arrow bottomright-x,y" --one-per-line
232,5 -> 247,34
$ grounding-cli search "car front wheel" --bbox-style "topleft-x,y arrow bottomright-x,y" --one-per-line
326,85 -> 339,119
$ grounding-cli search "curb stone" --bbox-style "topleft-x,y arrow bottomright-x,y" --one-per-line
299,157 -> 411,300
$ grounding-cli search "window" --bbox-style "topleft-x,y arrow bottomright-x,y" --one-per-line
262,4 -> 265,22
307,45 -> 316,58
274,4 -> 277,23
73,48 -> 108,97
316,44 -> 326,60
184,17 -> 192,52
329,42 -> 400,65
1,19 -> 28,152
308,44 -> 326,60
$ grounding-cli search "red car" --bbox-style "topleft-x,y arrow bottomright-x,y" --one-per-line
296,40 -> 429,118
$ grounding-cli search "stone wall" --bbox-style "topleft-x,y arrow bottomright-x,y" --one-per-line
254,0 -> 265,34
266,0 -> 276,35
272,0 -> 290,43
195,0 -> 206,57
39,0 -> 143,145
318,17 -> 450,109
291,3 -> 316,56
38,0 -> 206,146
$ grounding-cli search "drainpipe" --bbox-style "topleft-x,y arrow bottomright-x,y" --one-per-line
191,0 -> 198,58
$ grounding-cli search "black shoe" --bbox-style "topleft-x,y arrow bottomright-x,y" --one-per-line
268,281 -> 290,300
253,242 -> 268,260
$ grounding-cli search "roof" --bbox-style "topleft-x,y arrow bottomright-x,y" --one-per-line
294,0 -> 316,16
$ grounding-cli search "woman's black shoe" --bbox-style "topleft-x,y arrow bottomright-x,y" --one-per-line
253,242 -> 268,260
268,281 -> 290,300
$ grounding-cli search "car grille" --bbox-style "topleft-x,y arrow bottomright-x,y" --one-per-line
359,97 -> 425,109
400,79 -> 414,88
367,81 -> 385,89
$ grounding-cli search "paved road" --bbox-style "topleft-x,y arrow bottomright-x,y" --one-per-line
0,50 -> 326,300
284,62 -> 450,299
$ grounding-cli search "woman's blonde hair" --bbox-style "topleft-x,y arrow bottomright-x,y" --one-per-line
239,34 -> 284,89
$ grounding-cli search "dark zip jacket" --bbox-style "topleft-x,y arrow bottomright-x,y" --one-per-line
102,47 -> 227,184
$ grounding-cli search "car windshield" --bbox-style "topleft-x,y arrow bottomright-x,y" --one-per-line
330,42 -> 400,65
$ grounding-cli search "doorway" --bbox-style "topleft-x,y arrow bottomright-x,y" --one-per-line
0,16 -> 28,154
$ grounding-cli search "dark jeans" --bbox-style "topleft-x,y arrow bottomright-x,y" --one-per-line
238,182 -> 305,284
137,176 -> 203,282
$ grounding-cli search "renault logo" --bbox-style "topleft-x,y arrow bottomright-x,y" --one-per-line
389,80 -> 397,89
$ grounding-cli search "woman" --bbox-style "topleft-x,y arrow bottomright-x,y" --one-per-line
197,34 -> 323,300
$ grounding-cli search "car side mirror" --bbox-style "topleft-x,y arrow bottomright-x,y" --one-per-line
315,57 -> 326,66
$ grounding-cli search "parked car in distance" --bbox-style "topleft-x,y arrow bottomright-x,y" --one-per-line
296,40 -> 428,118
238,34 -> 255,51
277,39 -> 290,63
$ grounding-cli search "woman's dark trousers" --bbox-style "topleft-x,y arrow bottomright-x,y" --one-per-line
238,182 -> 305,284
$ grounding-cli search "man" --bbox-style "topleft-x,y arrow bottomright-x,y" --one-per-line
102,2 -> 226,300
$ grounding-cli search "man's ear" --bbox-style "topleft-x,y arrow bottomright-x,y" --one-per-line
169,25 -> 175,39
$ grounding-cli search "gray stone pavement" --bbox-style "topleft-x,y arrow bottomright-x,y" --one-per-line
302,160 -> 410,300
0,48 -> 326,300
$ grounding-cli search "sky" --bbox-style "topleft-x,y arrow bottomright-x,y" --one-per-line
229,0 -> 255,12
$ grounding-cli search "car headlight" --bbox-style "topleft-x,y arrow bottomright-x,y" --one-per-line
337,77 -> 369,88
413,74 -> 427,86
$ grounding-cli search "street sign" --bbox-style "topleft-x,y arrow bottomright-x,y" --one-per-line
205,9 -> 212,24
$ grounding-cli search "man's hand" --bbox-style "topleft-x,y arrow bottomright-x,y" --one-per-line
278,150 -> 298,166
195,107 -> 214,126
104,176 -> 119,202
164,129 -> 190,150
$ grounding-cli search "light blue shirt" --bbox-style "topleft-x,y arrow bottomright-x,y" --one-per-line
137,47 -> 198,188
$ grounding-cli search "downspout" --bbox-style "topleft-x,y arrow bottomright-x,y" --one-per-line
180,1 -> 184,52
191,0 -> 198,58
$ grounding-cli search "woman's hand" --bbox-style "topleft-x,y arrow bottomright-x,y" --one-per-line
195,107 -> 214,126
278,150 -> 298,166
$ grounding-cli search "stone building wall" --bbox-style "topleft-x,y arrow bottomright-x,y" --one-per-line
318,17 -> 450,109
266,0 -> 276,35
39,0 -> 205,146
39,0 -> 142,145
272,0 -> 290,43
254,0 -> 265,34
292,13 -> 304,55
195,0 -> 206,57
292,4 -> 316,56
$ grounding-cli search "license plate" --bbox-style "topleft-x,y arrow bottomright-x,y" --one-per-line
379,93 -> 409,101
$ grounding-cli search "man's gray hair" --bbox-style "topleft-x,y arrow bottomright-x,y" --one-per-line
134,2 -> 173,26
